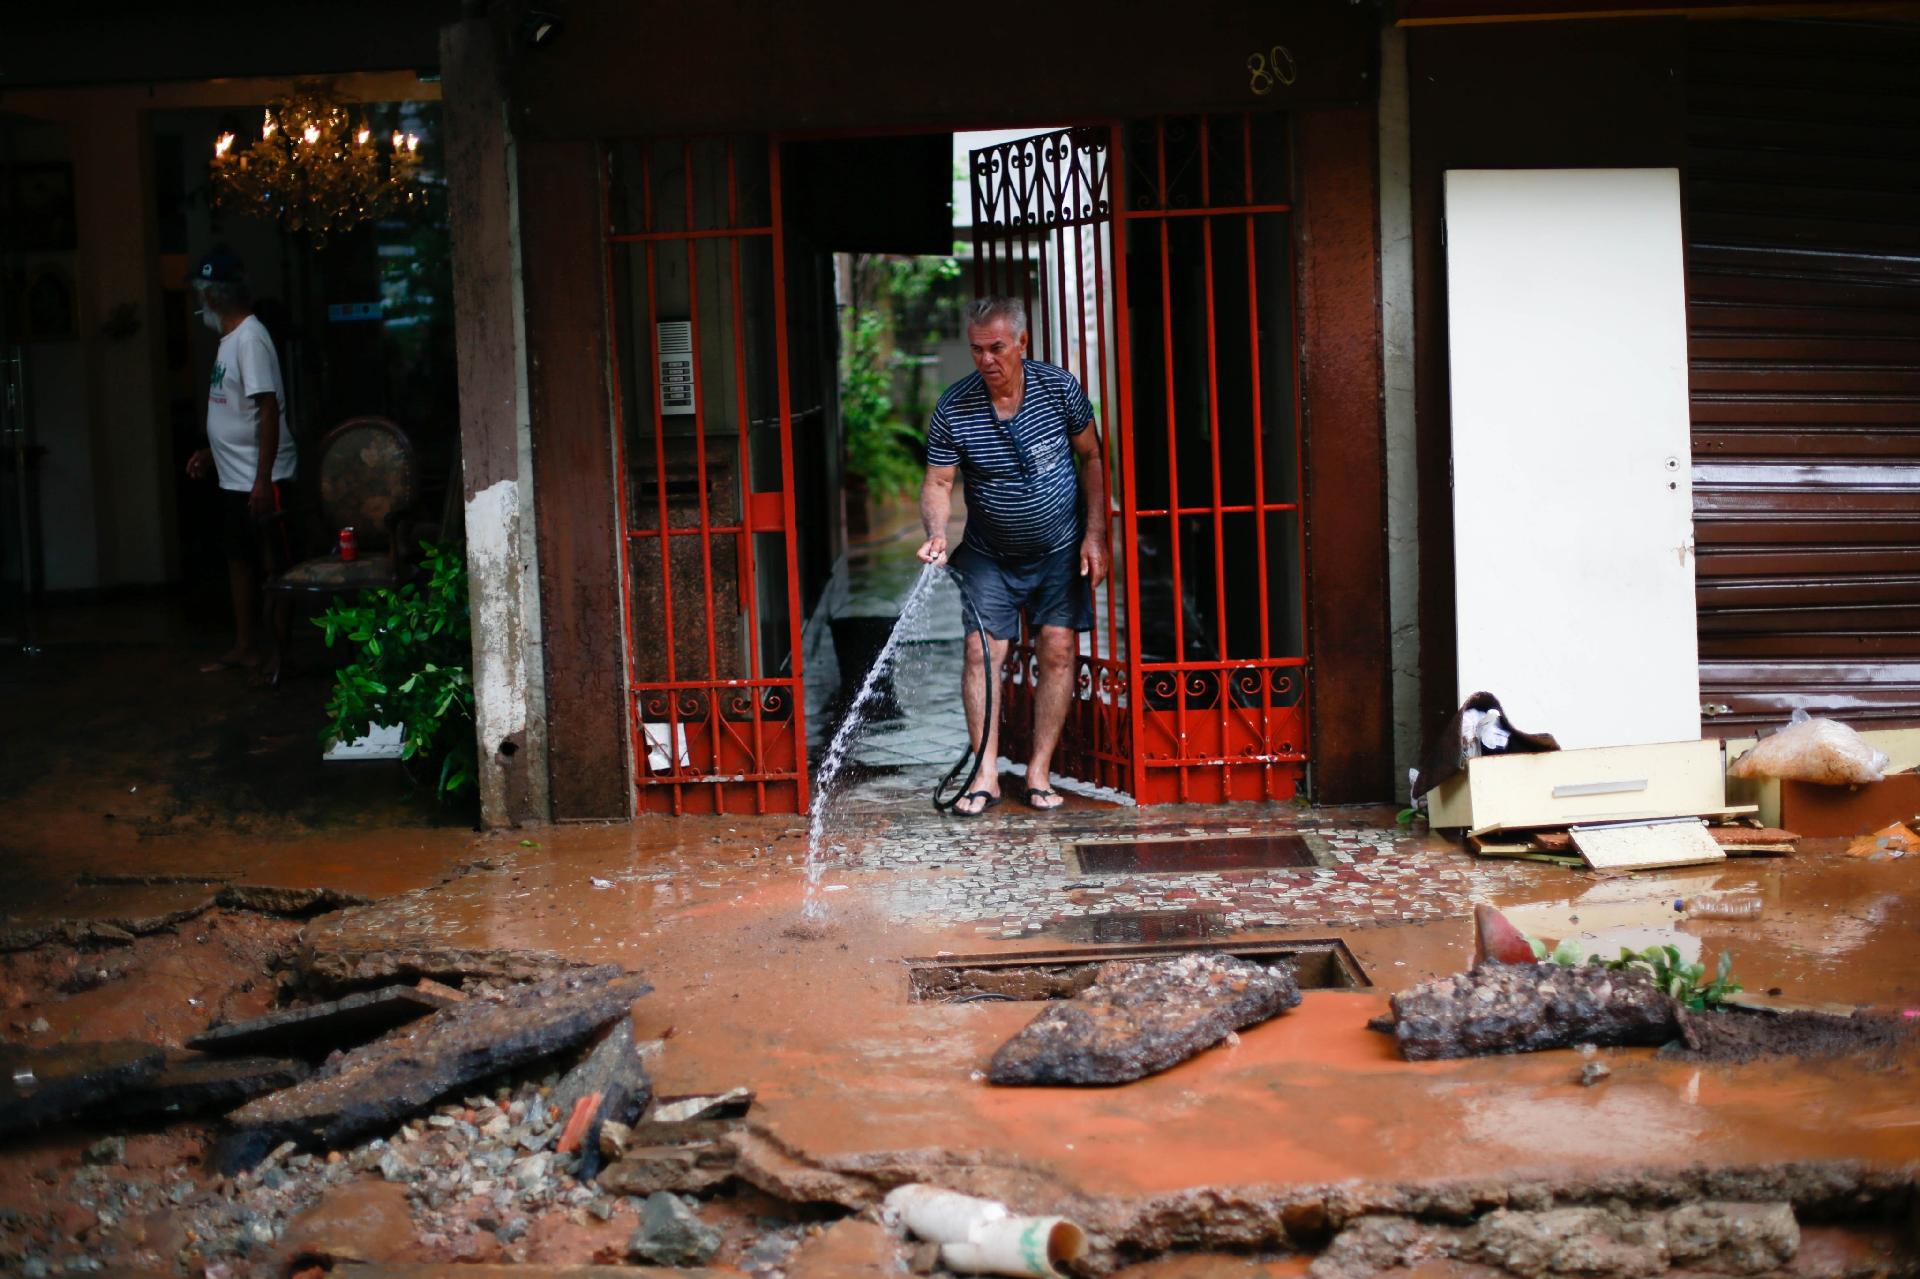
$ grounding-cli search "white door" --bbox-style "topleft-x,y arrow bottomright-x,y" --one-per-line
1445,168 -> 1699,748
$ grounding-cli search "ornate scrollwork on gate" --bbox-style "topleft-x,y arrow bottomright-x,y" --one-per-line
972,127 -> 1111,237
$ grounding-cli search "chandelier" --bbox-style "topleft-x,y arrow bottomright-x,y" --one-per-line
210,88 -> 423,245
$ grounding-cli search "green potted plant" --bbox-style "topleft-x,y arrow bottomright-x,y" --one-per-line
314,542 -> 477,803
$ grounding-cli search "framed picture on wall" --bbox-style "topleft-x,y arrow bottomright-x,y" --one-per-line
4,162 -> 78,252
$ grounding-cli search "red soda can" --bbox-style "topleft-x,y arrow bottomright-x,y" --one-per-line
340,527 -> 358,562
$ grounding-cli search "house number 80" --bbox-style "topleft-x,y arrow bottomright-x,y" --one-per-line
1247,45 -> 1298,96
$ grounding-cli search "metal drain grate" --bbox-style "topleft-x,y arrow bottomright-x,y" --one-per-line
906,938 -> 1369,1003
1064,831 -> 1327,875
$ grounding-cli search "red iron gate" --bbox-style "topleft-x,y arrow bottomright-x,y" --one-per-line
603,136 -> 809,815
972,115 -> 1309,803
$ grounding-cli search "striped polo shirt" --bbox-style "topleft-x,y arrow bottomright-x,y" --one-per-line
926,360 -> 1094,562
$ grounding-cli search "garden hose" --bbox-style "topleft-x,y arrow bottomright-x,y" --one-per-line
932,563 -> 996,814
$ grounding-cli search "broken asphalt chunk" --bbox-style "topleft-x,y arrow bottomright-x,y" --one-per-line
214,884 -> 371,917
988,953 -> 1300,1086
1389,962 -> 1681,1061
597,1119 -> 743,1197
108,1052 -> 310,1119
218,965 -> 650,1165
188,984 -> 456,1060
300,943 -> 591,992
0,1040 -> 164,1136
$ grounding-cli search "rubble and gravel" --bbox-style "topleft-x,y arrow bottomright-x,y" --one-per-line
989,953 -> 1301,1085
0,1068 -> 647,1275
1389,962 -> 1682,1061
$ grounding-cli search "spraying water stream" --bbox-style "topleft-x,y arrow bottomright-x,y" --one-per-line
802,560 -> 948,919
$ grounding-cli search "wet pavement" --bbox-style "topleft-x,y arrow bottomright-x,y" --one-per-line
298,811 -> 1920,1203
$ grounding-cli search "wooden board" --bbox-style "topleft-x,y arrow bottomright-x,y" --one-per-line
1530,825 -> 1794,853
1571,818 -> 1727,872
1470,805 -> 1754,839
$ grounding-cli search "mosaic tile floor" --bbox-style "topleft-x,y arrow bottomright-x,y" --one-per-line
801,802 -> 1539,941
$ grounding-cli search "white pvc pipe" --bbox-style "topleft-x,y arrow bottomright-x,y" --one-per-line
942,1216 -> 1088,1279
883,1185 -> 1088,1279
883,1185 -> 1007,1243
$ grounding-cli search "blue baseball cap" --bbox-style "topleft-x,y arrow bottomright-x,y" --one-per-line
195,246 -> 246,284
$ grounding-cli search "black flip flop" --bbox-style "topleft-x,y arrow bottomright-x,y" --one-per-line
1023,786 -> 1064,811
950,790 -> 1001,818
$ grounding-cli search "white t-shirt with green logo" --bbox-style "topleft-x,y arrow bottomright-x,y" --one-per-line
207,314 -> 296,491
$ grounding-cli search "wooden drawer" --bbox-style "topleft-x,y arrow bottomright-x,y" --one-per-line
1428,739 -> 1727,832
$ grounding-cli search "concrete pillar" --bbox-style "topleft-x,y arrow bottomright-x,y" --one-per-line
1379,23 -> 1421,800
441,16 -> 548,826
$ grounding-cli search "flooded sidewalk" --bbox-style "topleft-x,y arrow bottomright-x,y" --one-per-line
2,522 -> 1918,1276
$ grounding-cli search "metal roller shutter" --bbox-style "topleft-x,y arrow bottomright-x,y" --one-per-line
1687,19 -> 1920,734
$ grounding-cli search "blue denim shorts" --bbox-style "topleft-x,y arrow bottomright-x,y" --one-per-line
948,540 -> 1094,640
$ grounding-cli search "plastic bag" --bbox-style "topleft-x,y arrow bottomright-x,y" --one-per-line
1727,709 -> 1890,785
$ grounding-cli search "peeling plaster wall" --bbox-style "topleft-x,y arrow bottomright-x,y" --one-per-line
1379,25 -> 1421,799
465,478 -> 532,814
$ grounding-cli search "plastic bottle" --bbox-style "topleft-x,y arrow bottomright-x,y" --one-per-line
1674,892 -> 1763,921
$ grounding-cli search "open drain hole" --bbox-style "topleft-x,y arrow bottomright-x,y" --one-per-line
906,938 -> 1369,1003
1063,832 -> 1332,875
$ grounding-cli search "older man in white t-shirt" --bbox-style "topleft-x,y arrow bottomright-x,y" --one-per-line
184,247 -> 298,676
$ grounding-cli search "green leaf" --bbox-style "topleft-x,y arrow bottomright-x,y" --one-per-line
1548,938 -> 1584,967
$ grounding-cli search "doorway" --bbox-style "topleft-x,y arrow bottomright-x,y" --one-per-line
604,116 -> 1309,815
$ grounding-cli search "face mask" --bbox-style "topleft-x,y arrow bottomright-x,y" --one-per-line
199,306 -> 223,334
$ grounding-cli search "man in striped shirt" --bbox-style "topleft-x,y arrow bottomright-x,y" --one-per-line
916,298 -> 1109,815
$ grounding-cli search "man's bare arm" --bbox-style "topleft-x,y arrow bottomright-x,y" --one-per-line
249,391 -> 280,518
1072,424 -> 1109,586
916,464 -> 957,563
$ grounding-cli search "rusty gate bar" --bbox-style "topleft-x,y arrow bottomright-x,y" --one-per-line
602,135 -> 809,815
1108,121 -> 1147,801
1112,114 -> 1309,804
1241,119 -> 1275,800
767,142 -> 810,817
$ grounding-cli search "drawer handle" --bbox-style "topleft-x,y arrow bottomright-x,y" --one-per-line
1552,779 -> 1649,798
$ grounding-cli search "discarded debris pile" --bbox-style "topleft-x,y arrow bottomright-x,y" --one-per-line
221,964 -> 650,1164
2,1065 -> 657,1273
1389,962 -> 1680,1062
990,952 -> 1300,1085
0,953 -> 677,1273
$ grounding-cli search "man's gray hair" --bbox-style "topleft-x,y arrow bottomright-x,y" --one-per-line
195,278 -> 251,313
966,296 -> 1028,338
